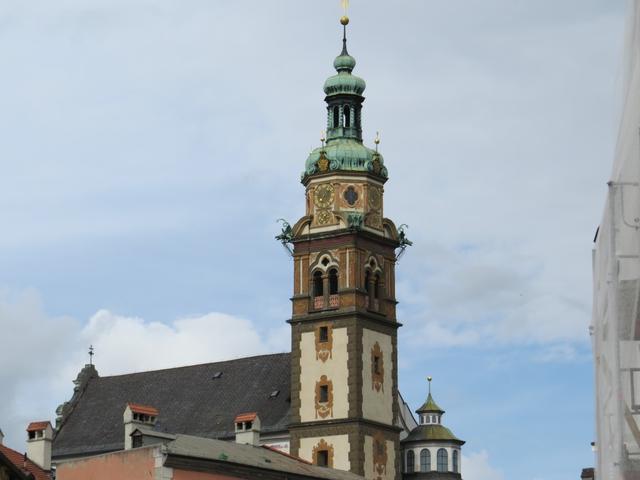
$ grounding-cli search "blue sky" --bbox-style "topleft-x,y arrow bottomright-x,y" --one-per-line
0,1 -> 628,479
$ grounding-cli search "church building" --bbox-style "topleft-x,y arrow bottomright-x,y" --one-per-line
26,14 -> 466,480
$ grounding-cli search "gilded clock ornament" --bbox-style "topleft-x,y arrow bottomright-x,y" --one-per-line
317,209 -> 333,225
368,187 -> 382,210
314,184 -> 335,208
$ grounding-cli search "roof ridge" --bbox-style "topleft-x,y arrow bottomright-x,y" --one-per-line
98,352 -> 290,379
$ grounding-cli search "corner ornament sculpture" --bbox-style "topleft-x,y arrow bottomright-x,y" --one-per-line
275,219 -> 294,256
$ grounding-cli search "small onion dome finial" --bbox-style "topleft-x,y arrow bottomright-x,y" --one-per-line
340,15 -> 350,26
427,376 -> 432,382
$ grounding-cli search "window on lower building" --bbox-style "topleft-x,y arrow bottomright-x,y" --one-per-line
406,450 -> 415,473
437,448 -> 448,472
420,448 -> 431,472
317,450 -> 329,467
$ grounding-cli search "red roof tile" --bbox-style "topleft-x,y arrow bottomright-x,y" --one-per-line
127,403 -> 159,416
26,422 -> 51,432
234,412 -> 257,423
0,444 -> 52,480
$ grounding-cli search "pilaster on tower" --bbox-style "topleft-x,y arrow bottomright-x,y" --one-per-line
287,15 -> 403,480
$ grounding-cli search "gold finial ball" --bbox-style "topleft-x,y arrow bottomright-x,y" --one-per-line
427,376 -> 433,382
340,15 -> 350,26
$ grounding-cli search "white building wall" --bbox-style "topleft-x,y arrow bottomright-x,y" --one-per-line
593,3 -> 640,479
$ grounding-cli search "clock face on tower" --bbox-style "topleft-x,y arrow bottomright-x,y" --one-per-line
314,184 -> 335,208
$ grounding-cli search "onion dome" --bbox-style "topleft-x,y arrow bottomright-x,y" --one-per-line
302,18 -> 387,181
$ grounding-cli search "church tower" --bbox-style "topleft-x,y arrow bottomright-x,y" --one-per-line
287,15 -> 405,480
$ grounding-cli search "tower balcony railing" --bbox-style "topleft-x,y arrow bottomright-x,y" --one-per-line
329,294 -> 339,308
312,295 -> 340,310
364,296 -> 380,312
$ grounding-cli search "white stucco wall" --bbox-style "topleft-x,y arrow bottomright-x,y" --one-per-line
300,327 -> 349,422
362,328 -> 393,425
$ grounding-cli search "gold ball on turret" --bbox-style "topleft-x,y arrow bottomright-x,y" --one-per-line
340,16 -> 350,25
427,376 -> 433,382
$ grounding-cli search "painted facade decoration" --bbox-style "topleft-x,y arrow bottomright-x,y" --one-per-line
372,433 -> 388,479
315,375 -> 334,419
312,439 -> 335,468
371,342 -> 384,392
315,324 -> 333,362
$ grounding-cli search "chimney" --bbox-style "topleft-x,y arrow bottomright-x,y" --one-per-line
0,428 -> 4,445
26,421 -> 53,470
123,403 -> 158,450
234,412 -> 261,446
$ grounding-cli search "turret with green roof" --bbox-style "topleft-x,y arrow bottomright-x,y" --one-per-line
401,378 -> 465,478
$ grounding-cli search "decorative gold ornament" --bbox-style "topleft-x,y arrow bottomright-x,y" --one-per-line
371,156 -> 382,175
314,184 -> 335,208
317,151 -> 329,172
340,15 -> 349,25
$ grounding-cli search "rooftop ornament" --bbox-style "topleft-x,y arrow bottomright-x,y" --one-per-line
396,224 -> 413,262
275,219 -> 294,256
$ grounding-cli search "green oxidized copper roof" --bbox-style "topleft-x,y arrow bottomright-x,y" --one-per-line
416,393 -> 445,414
323,35 -> 365,96
304,138 -> 387,177
402,425 -> 465,445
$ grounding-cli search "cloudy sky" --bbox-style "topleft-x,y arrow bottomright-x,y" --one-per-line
0,1 -> 628,479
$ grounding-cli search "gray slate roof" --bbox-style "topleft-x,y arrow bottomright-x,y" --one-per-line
166,434 -> 365,480
53,353 -> 291,459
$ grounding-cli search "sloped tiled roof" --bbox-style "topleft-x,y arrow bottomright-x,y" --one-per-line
0,444 -> 52,480
53,353 -> 291,459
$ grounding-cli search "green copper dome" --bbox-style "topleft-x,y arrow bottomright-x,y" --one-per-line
403,425 -> 465,445
304,138 -> 387,177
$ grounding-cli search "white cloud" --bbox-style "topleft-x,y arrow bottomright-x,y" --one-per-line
0,289 -> 277,453
463,450 -> 505,480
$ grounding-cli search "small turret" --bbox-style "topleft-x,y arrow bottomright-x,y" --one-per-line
401,378 -> 465,477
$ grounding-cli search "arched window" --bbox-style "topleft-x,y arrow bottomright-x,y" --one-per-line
420,449 -> 430,472
452,450 -> 459,473
374,273 -> 381,299
364,270 -> 370,293
333,106 -> 340,128
313,271 -> 323,297
343,106 -> 351,127
437,448 -> 448,472
406,450 -> 414,473
329,268 -> 338,295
